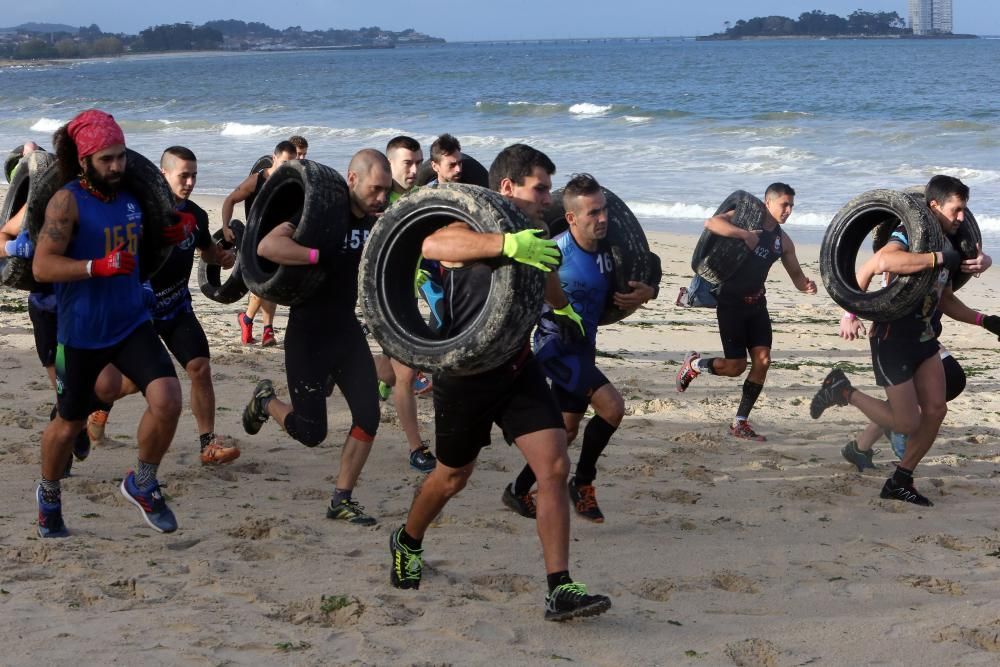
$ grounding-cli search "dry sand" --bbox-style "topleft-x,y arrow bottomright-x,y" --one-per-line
2,191 -> 1000,666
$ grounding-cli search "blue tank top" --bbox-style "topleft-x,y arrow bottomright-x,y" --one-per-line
55,180 -> 149,348
534,231 -> 611,352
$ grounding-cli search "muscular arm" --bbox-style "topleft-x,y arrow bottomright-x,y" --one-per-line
257,222 -> 313,265
221,173 -> 258,226
938,285 -> 980,325
544,270 -> 570,308
200,242 -> 236,269
704,210 -> 759,249
421,222 -> 504,264
857,242 -> 934,288
779,233 -> 817,293
33,190 -> 90,283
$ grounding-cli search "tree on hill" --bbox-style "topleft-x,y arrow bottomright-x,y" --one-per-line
714,10 -> 908,38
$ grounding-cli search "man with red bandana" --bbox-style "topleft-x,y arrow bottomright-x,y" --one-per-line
32,109 -> 195,537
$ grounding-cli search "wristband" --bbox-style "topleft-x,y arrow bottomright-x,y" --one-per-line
842,311 -> 856,321
976,312 -> 984,327
308,248 -> 319,265
85,260 -> 93,277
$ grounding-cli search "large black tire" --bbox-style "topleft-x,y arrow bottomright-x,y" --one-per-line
22,150 -> 176,281
821,189 -> 945,322
414,152 -> 490,188
542,186 -> 661,325
245,154 -> 272,219
198,220 -> 248,304
1,151 -> 54,290
4,145 -> 26,183
360,183 -> 545,376
241,159 -> 348,306
690,190 -> 765,284
872,186 -> 982,292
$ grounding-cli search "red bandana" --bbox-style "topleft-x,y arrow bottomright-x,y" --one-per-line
67,109 -> 125,158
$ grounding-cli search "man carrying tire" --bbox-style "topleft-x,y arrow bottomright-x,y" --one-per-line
815,176 -> 1000,506
222,140 -> 297,347
388,144 -> 612,622
676,183 -> 817,441
32,109 -> 192,536
241,149 -> 390,526
504,173 -> 655,523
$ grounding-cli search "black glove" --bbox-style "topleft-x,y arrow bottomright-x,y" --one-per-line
982,314 -> 1000,339
940,245 -> 962,273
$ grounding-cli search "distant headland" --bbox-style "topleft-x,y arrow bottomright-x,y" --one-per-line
0,20 -> 445,60
697,10 -> 976,41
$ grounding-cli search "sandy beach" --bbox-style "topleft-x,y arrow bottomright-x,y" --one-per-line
2,190 -> 1000,666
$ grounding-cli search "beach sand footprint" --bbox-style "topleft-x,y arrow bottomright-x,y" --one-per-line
725,638 -> 782,667
898,574 -> 964,596
712,571 -> 760,594
936,621 -> 1000,653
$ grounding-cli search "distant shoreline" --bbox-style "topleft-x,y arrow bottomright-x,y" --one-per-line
696,33 -> 978,42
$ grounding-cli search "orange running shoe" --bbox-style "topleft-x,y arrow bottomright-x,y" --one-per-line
86,410 -> 109,445
200,435 -> 241,465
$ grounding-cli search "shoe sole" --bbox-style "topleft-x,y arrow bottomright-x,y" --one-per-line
410,462 -> 436,473
545,597 -> 612,622
119,479 -> 176,533
575,510 -> 605,523
879,488 -> 933,507
326,508 -> 378,526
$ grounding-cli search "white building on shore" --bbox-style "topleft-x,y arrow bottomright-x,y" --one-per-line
909,0 -> 954,34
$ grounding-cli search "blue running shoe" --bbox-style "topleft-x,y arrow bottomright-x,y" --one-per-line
120,471 -> 177,533
889,431 -> 908,459
36,486 -> 68,538
412,372 -> 432,395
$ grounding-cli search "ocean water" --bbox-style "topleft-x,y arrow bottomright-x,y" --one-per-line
1,39 -> 998,246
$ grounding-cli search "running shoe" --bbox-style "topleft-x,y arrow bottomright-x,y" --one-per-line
326,498 -> 377,526
86,409 -> 109,445
501,483 -> 537,519
544,582 -> 612,622
889,431 -> 908,459
237,312 -> 256,345
676,351 -> 700,392
377,381 -> 392,402
412,372 -> 433,395
569,480 -> 605,523
200,435 -> 241,465
675,286 -> 688,307
389,525 -> 423,589
36,486 -> 69,538
242,379 -> 274,435
261,325 -> 277,347
72,427 -> 91,462
409,444 -> 437,473
809,369 -> 853,419
730,420 -> 766,441
841,439 -> 877,472
120,471 -> 178,533
880,478 -> 933,507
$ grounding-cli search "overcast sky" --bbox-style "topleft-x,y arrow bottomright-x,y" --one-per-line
3,1 -> 997,40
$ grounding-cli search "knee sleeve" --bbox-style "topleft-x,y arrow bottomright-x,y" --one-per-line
284,412 -> 327,447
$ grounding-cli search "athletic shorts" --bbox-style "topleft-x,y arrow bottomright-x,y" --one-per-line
716,301 -> 772,359
432,355 -> 564,468
56,320 -> 176,421
869,336 -> 941,387
28,301 -> 57,368
536,345 -> 610,414
154,309 -> 210,367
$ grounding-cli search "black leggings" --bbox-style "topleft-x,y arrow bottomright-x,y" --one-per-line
283,307 -> 379,447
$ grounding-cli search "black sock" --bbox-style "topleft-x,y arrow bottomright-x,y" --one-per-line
92,400 -> 113,414
399,528 -> 422,550
697,357 -> 720,375
513,464 -> 536,497
892,465 -> 914,487
333,488 -> 352,504
547,571 -> 573,593
736,379 -> 764,420
575,416 -> 617,486
199,432 -> 215,450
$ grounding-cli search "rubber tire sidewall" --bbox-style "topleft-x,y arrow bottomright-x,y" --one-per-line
198,220 -> 248,304
1,151 -> 54,290
691,190 -> 765,284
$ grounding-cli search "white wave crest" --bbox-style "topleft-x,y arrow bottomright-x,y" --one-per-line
623,115 -> 652,124
31,118 -> 63,132
569,103 -> 612,116
627,201 -> 717,220
220,122 -> 274,137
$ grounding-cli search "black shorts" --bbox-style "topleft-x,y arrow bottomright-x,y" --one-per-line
716,301 -> 772,359
154,310 -> 210,367
537,347 -> 609,414
869,336 -> 941,387
55,321 -> 177,421
432,355 -> 564,468
28,302 -> 57,367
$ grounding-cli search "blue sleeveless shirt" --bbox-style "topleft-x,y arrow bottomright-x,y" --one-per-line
55,181 -> 149,348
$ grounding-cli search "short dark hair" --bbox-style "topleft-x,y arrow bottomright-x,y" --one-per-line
386,135 -> 421,154
274,140 -> 297,157
765,182 -> 795,200
563,173 -> 602,212
430,133 -> 461,163
288,135 -> 308,150
925,174 -> 969,207
160,145 -> 197,167
488,144 -> 556,191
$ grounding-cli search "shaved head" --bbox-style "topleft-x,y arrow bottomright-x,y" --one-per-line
348,148 -> 391,180
347,148 -> 392,217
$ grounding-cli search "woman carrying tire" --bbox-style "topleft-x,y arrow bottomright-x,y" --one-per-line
676,183 -> 817,442
816,176 -> 1000,506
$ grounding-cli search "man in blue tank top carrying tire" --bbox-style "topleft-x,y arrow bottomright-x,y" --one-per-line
32,110 -> 191,538
675,183 -> 817,441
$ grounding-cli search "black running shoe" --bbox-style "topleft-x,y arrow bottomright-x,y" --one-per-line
501,483 -> 537,519
242,379 -> 274,435
326,498 -> 377,526
880,478 -> 933,507
389,525 -> 423,589
409,445 -> 437,473
72,427 -> 91,462
841,439 -> 876,472
569,480 -> 605,523
544,582 -> 612,622
810,369 -> 853,419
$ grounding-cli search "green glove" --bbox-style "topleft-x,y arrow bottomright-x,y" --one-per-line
551,302 -> 585,342
501,229 -> 561,272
